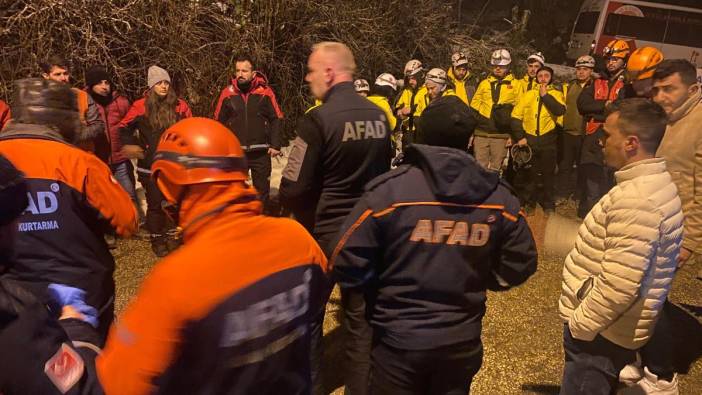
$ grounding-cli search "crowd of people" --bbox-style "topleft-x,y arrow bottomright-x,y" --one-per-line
0,37 -> 699,395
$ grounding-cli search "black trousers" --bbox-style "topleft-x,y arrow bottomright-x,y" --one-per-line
556,134 -> 583,199
341,288 -> 373,395
560,324 -> 636,395
640,300 -> 675,380
370,340 -> 483,395
246,150 -> 271,205
577,164 -> 611,218
514,141 -> 557,210
138,173 -> 168,239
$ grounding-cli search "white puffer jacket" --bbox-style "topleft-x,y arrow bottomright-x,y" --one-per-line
559,158 -> 683,350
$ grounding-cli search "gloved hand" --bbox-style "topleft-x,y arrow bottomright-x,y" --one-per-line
47,284 -> 99,328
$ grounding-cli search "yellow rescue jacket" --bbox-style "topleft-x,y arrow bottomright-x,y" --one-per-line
447,67 -> 471,105
470,74 -> 520,120
511,86 -> 565,137
367,95 -> 397,131
395,85 -> 427,131
516,75 -> 539,98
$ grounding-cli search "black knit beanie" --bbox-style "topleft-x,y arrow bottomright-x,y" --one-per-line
415,95 -> 477,150
85,66 -> 111,88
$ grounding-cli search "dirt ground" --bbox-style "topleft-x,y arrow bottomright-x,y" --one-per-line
112,205 -> 702,394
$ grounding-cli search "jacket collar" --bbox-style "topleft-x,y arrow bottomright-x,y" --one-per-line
179,182 -> 262,241
323,81 -> 354,102
488,73 -> 514,83
448,67 -> 469,82
0,123 -> 66,142
668,89 -> 701,124
615,157 -> 667,184
230,71 -> 268,95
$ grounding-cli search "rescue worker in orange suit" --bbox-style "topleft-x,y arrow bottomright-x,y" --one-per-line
620,46 -> 664,100
0,99 -> 10,130
0,155 -> 104,395
576,39 -> 629,218
332,98 -> 537,394
0,78 -> 137,344
40,55 -> 107,159
97,117 -> 329,395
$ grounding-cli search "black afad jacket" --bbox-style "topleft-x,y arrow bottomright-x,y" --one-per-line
331,144 -> 537,350
279,82 -> 392,254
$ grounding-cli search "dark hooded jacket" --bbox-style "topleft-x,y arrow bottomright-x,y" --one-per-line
330,144 -> 537,350
0,278 -> 103,395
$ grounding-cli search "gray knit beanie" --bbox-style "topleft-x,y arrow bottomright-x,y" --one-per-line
147,65 -> 171,89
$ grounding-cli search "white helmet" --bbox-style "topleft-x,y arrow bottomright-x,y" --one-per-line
527,52 -> 546,65
425,68 -> 447,86
575,55 -> 596,69
404,59 -> 423,77
353,79 -> 370,93
451,52 -> 469,68
375,73 -> 398,91
491,49 -> 512,66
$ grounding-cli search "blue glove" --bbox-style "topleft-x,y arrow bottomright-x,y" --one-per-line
47,284 -> 99,328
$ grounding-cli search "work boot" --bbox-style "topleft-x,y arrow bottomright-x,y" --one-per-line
150,234 -> 169,258
165,229 -> 182,253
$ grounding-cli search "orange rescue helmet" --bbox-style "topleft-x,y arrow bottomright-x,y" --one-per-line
626,46 -> 664,80
151,117 -> 248,203
603,39 -> 631,59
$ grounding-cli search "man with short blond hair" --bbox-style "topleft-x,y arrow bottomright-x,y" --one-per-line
280,41 -> 391,394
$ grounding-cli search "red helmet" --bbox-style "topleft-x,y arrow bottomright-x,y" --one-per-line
151,117 -> 248,203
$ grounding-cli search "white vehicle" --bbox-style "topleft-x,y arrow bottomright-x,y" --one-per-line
567,0 -> 702,67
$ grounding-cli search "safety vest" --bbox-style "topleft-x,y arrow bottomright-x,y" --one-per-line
585,78 -> 624,134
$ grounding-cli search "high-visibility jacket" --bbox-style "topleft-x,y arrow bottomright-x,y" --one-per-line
395,85 -> 427,132
470,74 -> 520,135
367,95 -> 397,131
578,74 -> 625,135
516,75 -> 539,98
447,67 -> 473,105
511,87 -> 565,137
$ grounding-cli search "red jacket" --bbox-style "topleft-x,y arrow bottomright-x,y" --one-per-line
118,96 -> 192,171
88,90 -> 131,164
0,100 -> 11,130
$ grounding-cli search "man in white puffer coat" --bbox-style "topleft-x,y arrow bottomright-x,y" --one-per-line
558,98 -> 684,395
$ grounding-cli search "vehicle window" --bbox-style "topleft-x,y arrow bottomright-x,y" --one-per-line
664,10 -> 702,47
574,11 -> 599,34
603,6 -> 668,42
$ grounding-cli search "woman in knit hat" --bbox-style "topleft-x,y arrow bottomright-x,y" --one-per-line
118,65 -> 192,257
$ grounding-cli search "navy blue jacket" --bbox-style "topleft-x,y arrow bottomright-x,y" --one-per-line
331,144 -> 537,350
